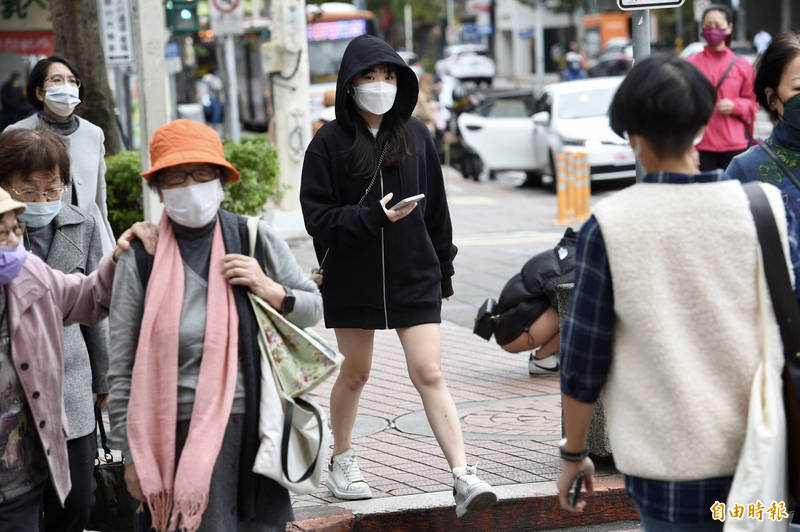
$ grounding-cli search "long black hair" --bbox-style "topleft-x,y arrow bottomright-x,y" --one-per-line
342,64 -> 414,179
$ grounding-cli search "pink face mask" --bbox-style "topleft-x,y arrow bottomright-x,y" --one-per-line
701,27 -> 728,47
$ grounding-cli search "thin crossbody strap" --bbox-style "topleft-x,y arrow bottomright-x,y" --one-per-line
760,142 -> 800,191
715,56 -> 738,92
318,143 -> 389,270
742,182 -> 800,401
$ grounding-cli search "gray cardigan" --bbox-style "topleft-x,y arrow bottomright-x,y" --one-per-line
107,219 -> 322,460
7,114 -> 116,253
26,204 -> 109,439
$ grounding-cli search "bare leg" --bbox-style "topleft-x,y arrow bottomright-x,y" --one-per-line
330,328 -> 375,455
397,323 -> 466,470
500,307 -> 560,359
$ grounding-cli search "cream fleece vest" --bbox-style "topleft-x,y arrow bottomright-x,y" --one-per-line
592,180 -> 788,481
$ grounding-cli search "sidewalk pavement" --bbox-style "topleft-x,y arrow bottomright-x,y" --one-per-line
286,321 -> 635,531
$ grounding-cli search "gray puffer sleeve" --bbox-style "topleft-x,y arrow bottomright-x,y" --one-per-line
258,220 -> 323,329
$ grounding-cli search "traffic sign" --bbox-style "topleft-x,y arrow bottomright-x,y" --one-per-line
618,0 -> 685,10
210,0 -> 244,36
99,0 -> 134,65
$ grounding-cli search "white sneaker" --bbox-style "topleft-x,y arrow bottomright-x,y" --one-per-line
529,352 -> 560,376
452,464 -> 497,518
326,449 -> 372,500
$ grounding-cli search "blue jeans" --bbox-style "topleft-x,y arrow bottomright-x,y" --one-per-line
636,504 -> 724,532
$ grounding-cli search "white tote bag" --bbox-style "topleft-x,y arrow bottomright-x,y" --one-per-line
252,326 -> 331,495
725,255 -> 789,531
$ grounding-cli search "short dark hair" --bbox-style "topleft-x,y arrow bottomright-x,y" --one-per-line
0,128 -> 71,187
609,54 -> 715,159
147,165 -> 227,191
755,32 -> 800,122
26,56 -> 84,110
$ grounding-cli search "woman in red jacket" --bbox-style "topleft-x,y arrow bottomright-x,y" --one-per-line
688,4 -> 758,171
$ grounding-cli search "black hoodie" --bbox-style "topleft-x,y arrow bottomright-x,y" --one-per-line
300,35 -> 457,329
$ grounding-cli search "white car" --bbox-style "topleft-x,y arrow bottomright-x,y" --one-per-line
435,44 -> 495,85
456,76 -> 635,186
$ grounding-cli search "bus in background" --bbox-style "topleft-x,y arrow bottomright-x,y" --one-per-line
236,2 -> 375,131
306,2 -> 376,123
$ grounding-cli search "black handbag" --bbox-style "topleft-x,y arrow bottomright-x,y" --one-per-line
743,181 -> 800,503
86,407 -> 136,532
473,297 -> 498,340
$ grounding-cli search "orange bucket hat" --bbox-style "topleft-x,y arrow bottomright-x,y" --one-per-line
140,119 -> 241,182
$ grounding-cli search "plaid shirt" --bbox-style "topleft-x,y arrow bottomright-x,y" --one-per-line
560,170 -> 800,522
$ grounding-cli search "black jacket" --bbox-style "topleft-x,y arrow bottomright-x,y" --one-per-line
493,229 -> 577,345
300,35 -> 457,329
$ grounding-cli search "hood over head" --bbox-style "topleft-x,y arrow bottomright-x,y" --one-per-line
335,35 -> 419,134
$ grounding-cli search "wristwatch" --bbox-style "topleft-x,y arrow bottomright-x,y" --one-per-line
559,438 -> 589,462
280,286 -> 296,315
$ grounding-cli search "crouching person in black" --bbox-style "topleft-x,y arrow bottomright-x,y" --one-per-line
474,229 -> 576,375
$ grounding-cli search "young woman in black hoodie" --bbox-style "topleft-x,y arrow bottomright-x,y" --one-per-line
300,35 -> 496,517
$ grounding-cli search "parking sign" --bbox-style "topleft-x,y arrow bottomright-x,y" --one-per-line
618,0 -> 685,10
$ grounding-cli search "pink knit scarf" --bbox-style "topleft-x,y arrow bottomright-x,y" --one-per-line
127,213 -> 239,532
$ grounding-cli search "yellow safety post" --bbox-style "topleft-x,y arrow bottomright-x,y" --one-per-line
554,153 -> 570,225
575,152 -> 591,221
566,152 -> 576,218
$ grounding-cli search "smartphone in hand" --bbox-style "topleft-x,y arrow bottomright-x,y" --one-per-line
570,472 -> 584,507
392,194 -> 425,210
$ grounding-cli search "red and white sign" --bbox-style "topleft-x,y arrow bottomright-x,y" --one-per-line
466,0 -> 490,16
210,0 -> 244,35
0,31 -> 54,55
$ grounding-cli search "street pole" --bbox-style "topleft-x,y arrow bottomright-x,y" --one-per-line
269,0 -> 311,237
534,0 -> 544,90
446,0 -> 455,44
404,4 -> 413,53
632,9 -> 650,182
132,0 -> 170,222
223,34 -> 241,142
781,0 -> 790,33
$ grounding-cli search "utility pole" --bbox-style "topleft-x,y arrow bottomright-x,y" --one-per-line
268,0 -> 311,237
631,9 -> 650,182
781,0 -> 790,33
404,4 -> 413,53
446,0 -> 455,44
223,35 -> 241,142
132,0 -> 170,222
534,0 -> 544,89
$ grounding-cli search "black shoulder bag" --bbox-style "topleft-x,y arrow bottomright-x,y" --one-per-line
86,407 -> 137,531
311,143 -> 388,286
743,181 -> 800,502
716,56 -> 754,148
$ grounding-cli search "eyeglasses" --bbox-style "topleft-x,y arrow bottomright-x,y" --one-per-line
0,221 -> 26,243
45,74 -> 81,88
10,187 -> 64,202
160,168 -> 220,187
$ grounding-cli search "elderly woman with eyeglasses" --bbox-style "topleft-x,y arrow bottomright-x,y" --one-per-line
107,119 -> 322,532
0,127 -> 113,532
6,56 -> 115,254
0,128 -> 156,532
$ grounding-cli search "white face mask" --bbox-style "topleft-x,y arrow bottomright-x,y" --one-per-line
162,179 -> 224,228
625,132 -> 646,174
353,81 -> 397,116
44,85 -> 80,116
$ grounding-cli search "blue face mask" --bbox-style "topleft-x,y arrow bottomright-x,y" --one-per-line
19,200 -> 61,228
0,239 -> 27,285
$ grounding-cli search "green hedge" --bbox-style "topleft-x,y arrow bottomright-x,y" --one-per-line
105,134 -> 283,236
